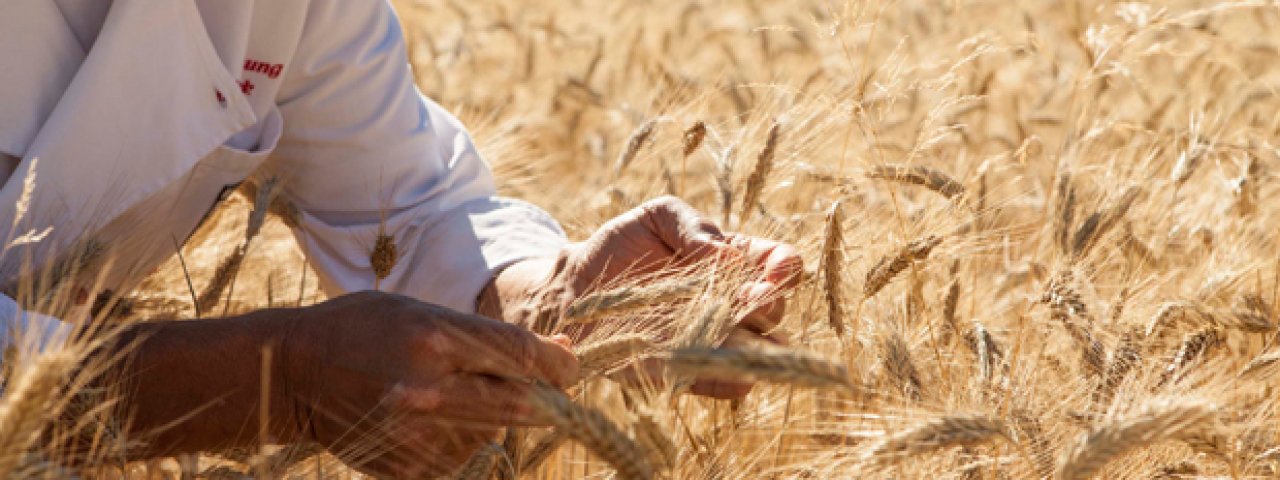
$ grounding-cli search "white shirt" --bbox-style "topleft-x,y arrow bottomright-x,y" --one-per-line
0,0 -> 567,351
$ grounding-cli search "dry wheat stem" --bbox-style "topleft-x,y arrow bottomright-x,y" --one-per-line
0,350 -> 78,478
615,119 -> 659,176
1239,349 -> 1280,380
194,245 -> 246,315
864,235 -> 943,299
880,331 -> 924,401
454,442 -> 504,480
1094,329 -> 1141,407
528,385 -> 653,480
682,121 -> 707,158
862,414 -> 1008,465
819,201 -> 847,336
575,334 -> 655,381
666,347 -> 856,392
564,276 -> 707,325
866,165 -> 965,199
714,144 -> 737,226
632,411 -> 678,471
518,430 -> 566,473
739,121 -> 781,224
1071,185 -> 1141,259
1057,399 -> 1216,480
1055,172 -> 1077,255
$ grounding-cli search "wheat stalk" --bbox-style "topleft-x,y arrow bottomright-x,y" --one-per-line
1011,409 -> 1054,478
682,121 -> 707,158
1094,329 -> 1141,407
194,178 -> 281,315
528,385 -> 653,480
1057,399 -> 1216,480
739,121 -> 781,224
1239,349 -> 1280,380
819,201 -> 847,336
564,276 -> 706,325
1071,185 -> 1141,259
863,414 -> 1008,465
880,331 -> 923,401
1055,171 -> 1077,255
864,235 -> 943,299
195,246 -> 246,315
632,411 -> 677,471
370,232 -> 398,287
0,350 -> 79,477
866,165 -> 965,199
576,334 -> 655,381
969,320 -> 1003,381
941,261 -> 960,342
666,347 -> 856,392
454,442 -> 504,480
615,118 -> 659,176
518,430 -> 566,473
1160,328 -> 1221,385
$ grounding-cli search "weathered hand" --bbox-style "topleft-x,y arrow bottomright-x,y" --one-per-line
482,196 -> 802,399
97,291 -> 576,478
282,291 -> 578,477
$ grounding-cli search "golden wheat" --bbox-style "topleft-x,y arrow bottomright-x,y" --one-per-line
1057,399 -> 1216,480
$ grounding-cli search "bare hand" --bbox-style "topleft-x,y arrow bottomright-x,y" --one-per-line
482,196 -> 802,399
281,291 -> 578,477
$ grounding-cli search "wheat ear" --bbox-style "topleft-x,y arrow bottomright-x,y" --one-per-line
1239,349 -> 1280,380
714,144 -> 737,226
518,430 -> 566,473
864,235 -> 943,299
576,334 -> 655,381
615,119 -> 659,176
666,347 -> 856,392
880,331 -> 923,401
866,165 -> 965,199
633,411 -> 677,471
0,351 -> 79,477
682,121 -> 707,158
195,178 -> 281,314
819,201 -> 847,336
454,442 -> 504,480
564,276 -> 706,325
739,121 -> 781,224
1058,399 -> 1216,480
528,385 -> 654,480
863,414 -> 1008,465
1071,185 -> 1141,259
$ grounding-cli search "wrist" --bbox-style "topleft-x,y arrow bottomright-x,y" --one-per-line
476,246 -> 580,334
98,309 -> 308,457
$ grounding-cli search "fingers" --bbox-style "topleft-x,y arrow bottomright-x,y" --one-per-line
637,196 -> 728,259
388,373 -> 552,428
426,311 -> 579,388
727,235 -> 804,288
690,378 -> 754,399
736,281 -> 788,336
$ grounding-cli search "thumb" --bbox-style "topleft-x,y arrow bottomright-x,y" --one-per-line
638,196 -> 727,259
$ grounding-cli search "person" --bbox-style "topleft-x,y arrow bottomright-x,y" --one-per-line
0,0 -> 802,477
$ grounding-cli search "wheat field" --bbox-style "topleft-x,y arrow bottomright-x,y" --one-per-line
6,0 -> 1280,478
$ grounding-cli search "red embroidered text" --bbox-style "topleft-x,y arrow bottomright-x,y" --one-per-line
244,59 -> 284,79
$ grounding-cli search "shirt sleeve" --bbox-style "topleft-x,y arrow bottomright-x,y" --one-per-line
0,293 -> 70,357
262,0 -> 567,313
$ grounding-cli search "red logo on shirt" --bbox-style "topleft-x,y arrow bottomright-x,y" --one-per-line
244,59 -> 284,79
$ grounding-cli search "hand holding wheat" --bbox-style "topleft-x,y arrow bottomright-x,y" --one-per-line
481,196 -> 802,399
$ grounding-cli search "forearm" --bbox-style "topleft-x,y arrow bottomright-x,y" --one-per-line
476,247 -> 575,335
93,309 -> 306,458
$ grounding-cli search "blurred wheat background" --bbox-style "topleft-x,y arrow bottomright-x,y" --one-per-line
7,0 -> 1280,478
